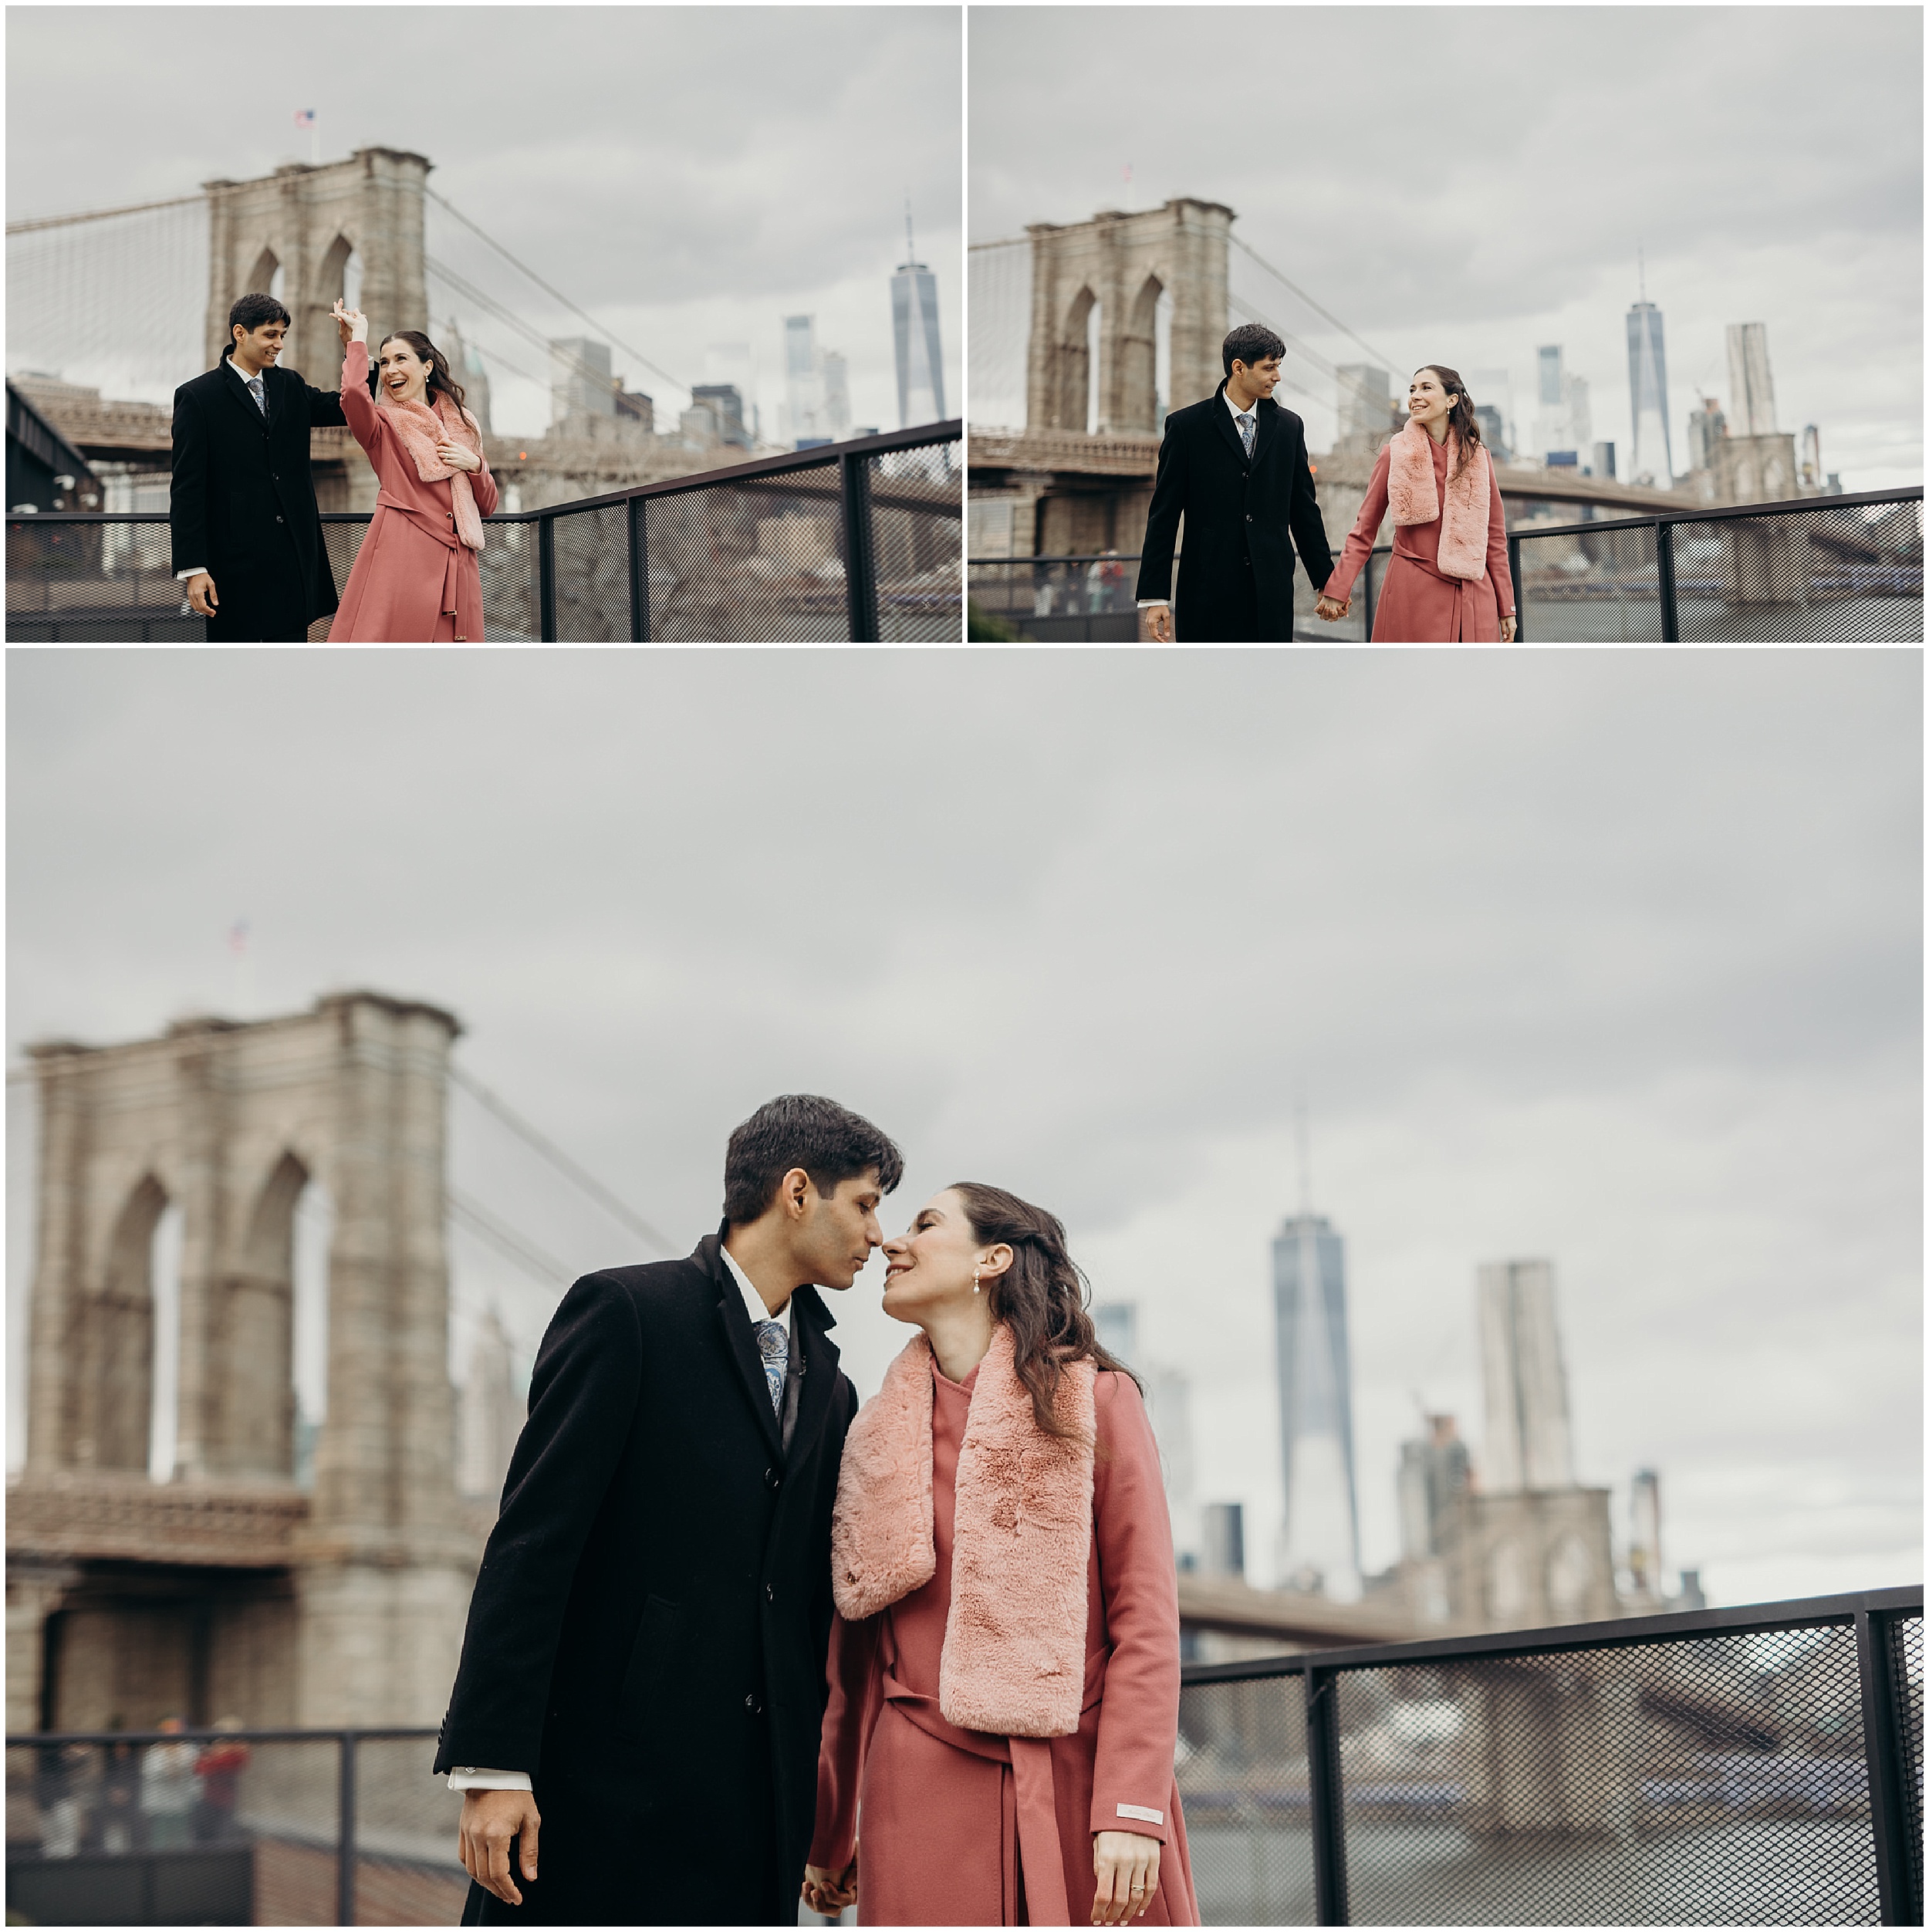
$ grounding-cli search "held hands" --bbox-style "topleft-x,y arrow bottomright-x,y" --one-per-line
1092,1829 -> 1160,1925
1316,593 -> 1350,623
802,1847 -> 858,1918
330,299 -> 369,346
458,1787 -> 540,1907
185,572 -> 218,619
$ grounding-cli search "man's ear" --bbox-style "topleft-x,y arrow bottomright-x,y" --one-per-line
780,1167 -> 812,1220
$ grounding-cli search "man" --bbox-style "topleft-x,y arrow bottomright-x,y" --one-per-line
435,1095 -> 904,1925
171,292 -> 346,640
1136,323 -> 1339,643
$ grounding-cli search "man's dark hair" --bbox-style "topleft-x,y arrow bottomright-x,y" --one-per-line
722,1094 -> 904,1225
1223,323 -> 1285,377
223,292 -> 292,360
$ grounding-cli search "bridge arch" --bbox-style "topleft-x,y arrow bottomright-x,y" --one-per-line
66,1172 -> 167,1471
1120,272 -> 1164,434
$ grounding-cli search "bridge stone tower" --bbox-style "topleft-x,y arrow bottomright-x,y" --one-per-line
1025,198 -> 1232,436
202,147 -> 431,383
8,991 -> 478,1734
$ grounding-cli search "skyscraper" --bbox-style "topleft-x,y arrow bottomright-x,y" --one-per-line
783,313 -> 825,445
1272,1211 -> 1361,1597
892,206 -> 946,428
1336,363 -> 1393,444
1726,323 -> 1777,437
1532,346 -> 1586,462
821,350 -> 852,441
443,317 -> 492,435
1626,285 -> 1674,486
549,336 -> 614,430
1477,1258 -> 1576,1491
1092,1302 -> 1137,1366
1800,424 -> 1823,490
1686,397 -> 1727,473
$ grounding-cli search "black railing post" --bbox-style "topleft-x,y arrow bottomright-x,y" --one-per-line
1305,1664 -> 1350,1925
841,451 -> 879,643
1856,1609 -> 1921,1926
1656,518 -> 1681,642
628,496 -> 649,642
1508,532 -> 1524,641
538,514 -> 558,643
336,1728 -> 358,1927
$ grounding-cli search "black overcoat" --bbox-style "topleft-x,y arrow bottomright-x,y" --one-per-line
434,1232 -> 859,1926
1134,382 -> 1336,642
169,359 -> 346,640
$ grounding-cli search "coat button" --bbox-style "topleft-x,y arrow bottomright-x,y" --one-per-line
764,1468 -> 780,1491
275,515 -> 284,524
1245,513 -> 1253,523
765,1583 -> 776,1603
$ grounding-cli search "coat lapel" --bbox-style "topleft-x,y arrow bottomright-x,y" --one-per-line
1210,381 -> 1248,469
1252,397 -> 1282,474
701,1234 -> 785,1457
785,1286 -> 841,1466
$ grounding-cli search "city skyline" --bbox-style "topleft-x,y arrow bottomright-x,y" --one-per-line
6,651 -> 1921,1610
969,7 -> 1922,492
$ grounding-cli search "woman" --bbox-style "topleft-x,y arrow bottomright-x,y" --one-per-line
1318,364 -> 1518,641
802,1184 -> 1198,1928
327,300 -> 496,640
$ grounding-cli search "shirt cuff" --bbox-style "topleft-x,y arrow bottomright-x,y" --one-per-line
1135,599 -> 1168,608
447,1768 -> 532,1792
176,567 -> 205,581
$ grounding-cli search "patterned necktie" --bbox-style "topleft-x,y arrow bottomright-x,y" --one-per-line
1236,410 -> 1255,459
247,375 -> 267,418
754,1318 -> 788,1416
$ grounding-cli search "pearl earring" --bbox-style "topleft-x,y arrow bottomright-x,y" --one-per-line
971,1267 -> 981,1295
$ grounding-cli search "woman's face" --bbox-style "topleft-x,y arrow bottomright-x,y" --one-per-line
1408,369 -> 1458,431
378,337 -> 430,404
880,1188 -> 1005,1326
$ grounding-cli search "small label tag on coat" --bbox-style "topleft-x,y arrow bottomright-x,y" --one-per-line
1117,1802 -> 1164,1824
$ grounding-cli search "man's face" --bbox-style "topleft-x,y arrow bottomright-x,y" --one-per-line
1233,355 -> 1282,399
235,321 -> 289,366
796,1169 -> 885,1290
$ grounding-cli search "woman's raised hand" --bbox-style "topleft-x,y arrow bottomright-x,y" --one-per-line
1091,1829 -> 1160,1924
330,299 -> 368,346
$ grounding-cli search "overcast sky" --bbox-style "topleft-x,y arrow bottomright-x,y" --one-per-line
970,6 -> 1923,492
8,649 -> 1919,1616
5,5 -> 961,439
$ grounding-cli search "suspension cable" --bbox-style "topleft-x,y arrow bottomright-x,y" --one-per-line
6,193 -> 201,237
449,1188 -> 575,1291
450,1063 -> 674,1256
427,187 -> 690,401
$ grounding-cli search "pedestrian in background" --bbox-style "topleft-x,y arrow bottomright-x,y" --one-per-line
140,1717 -> 198,1849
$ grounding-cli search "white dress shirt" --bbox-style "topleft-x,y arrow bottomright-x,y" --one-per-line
448,1249 -> 795,1794
176,357 -> 274,585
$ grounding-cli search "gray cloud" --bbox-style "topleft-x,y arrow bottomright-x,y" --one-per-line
970,6 -> 1922,488
6,649 -> 1921,1606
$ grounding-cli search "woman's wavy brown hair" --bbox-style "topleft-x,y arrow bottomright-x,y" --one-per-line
949,1181 -> 1140,1440
370,329 -> 468,414
1416,363 -> 1483,483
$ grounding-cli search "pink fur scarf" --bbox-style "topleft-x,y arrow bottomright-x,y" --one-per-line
831,1323 -> 1097,1738
1386,419 -> 1489,579
377,385 -> 487,551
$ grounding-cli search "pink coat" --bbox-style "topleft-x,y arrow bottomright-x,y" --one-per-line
812,1356 -> 1200,1927
329,341 -> 498,641
1324,433 -> 1515,640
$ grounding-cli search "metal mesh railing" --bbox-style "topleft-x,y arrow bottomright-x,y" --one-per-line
644,467 -> 849,641
1512,518 -> 1663,642
1176,1586 -> 1921,1927
1891,1615 -> 1924,1919
5,1728 -> 461,1927
870,441 -> 964,641
6,424 -> 961,643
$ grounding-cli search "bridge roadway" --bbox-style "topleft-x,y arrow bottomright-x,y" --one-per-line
969,425 -> 1704,517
